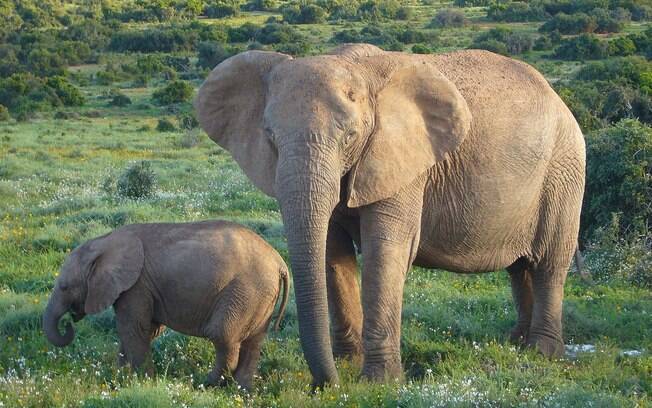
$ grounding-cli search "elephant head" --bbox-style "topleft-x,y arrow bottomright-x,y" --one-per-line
43,230 -> 144,347
195,44 -> 471,385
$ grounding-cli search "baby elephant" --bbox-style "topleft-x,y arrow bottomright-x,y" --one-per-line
43,221 -> 289,390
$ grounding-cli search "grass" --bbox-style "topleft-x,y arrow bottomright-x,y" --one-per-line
1,115 -> 650,407
1,5 -> 651,407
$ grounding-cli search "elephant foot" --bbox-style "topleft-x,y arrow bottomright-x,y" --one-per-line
508,324 -> 530,345
362,353 -> 403,383
205,371 -> 228,387
527,334 -> 564,358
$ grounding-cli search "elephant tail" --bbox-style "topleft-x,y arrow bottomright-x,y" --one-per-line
273,265 -> 290,332
574,244 -> 592,282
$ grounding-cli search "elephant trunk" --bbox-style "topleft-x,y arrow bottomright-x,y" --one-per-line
277,145 -> 341,387
43,289 -> 75,347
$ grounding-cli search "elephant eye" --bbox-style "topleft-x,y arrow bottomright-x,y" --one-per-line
343,129 -> 357,146
264,126 -> 275,142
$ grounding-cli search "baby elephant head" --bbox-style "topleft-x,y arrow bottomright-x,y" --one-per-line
43,230 -> 144,347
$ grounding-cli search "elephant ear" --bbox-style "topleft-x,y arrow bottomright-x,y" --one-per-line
84,230 -> 144,315
195,51 -> 292,197
347,58 -> 472,207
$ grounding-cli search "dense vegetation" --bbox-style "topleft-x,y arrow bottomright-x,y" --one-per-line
0,0 -> 650,406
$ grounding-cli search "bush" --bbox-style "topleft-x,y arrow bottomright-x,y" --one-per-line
178,113 -> 199,130
487,2 -> 548,22
357,0 -> 401,21
152,80 -> 194,105
396,6 -> 413,20
205,2 -> 240,18
584,215 -> 651,288
197,42 -> 234,69
471,27 -> 532,55
411,44 -> 432,54
609,37 -> 637,56
109,92 -> 132,107
178,129 -> 203,148
430,8 -> 467,28
540,12 -> 597,35
116,161 -> 157,200
581,119 -> 652,241
282,3 -> 327,24
157,118 -> 177,132
0,105 -> 10,121
553,34 -> 609,60
228,22 -> 261,42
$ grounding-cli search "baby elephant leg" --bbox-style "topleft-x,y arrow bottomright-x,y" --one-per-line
206,341 -> 240,386
114,294 -> 159,376
116,318 -> 160,376
234,330 -> 267,390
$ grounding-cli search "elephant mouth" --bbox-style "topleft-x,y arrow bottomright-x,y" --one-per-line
70,306 -> 85,322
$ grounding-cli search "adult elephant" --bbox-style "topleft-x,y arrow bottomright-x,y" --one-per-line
195,44 -> 585,387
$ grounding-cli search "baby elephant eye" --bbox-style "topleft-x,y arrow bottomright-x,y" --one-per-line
59,282 -> 69,291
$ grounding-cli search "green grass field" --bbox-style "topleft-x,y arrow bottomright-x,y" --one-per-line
1,1 -> 651,406
1,112 -> 650,407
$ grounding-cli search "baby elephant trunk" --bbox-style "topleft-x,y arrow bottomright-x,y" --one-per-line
273,266 -> 290,332
43,290 -> 75,347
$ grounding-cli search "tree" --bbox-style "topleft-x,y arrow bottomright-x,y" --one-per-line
582,119 -> 652,241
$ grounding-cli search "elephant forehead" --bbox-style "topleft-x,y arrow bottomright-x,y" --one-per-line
268,57 -> 358,92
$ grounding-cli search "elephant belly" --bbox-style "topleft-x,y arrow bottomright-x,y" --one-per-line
414,155 -> 547,273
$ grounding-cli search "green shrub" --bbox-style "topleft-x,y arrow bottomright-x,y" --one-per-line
116,161 -> 157,200
471,27 -> 532,55
430,8 -> 467,28
584,214 -> 651,288
282,3 -> 327,24
582,119 -> 651,241
396,6 -> 413,20
197,41 -> 234,69
152,80 -> 194,105
178,112 -> 199,130
157,118 -> 177,132
205,2 -> 241,18
609,37 -> 637,56
487,1 -> 548,22
411,44 -> 432,54
109,92 -> 132,107
0,104 -> 9,121
540,12 -> 598,35
553,33 -> 609,60
178,129 -> 203,148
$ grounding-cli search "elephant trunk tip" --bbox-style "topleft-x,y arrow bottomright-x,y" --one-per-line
43,307 -> 75,347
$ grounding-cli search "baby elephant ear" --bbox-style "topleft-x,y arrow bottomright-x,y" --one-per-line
195,51 -> 292,197
84,230 -> 144,315
347,57 -> 471,207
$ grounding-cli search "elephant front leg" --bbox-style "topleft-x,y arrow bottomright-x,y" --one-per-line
358,182 -> 423,382
326,220 -> 363,360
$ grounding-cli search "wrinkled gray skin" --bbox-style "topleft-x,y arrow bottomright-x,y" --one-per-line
195,44 -> 586,387
43,221 -> 289,390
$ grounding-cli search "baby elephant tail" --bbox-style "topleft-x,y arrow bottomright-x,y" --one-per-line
273,265 -> 290,332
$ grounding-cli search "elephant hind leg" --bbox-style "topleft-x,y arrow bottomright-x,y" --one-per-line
233,329 -> 266,390
507,257 -> 534,345
326,220 -> 363,360
207,341 -> 240,386
527,256 -> 571,358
